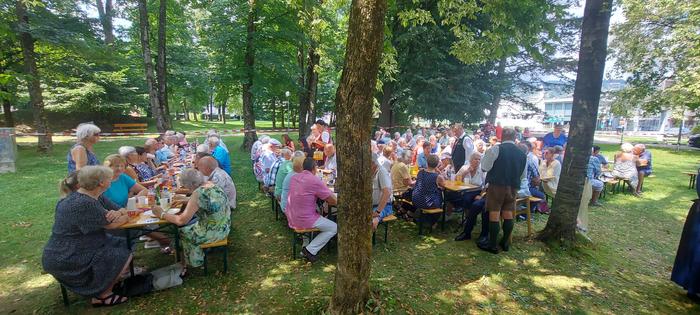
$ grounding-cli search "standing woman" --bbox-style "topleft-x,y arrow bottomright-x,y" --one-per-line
43,166 -> 132,307
68,123 -> 101,173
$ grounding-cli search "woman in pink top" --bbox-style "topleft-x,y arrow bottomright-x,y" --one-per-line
285,157 -> 337,262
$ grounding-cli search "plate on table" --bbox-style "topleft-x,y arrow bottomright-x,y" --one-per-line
167,208 -> 180,215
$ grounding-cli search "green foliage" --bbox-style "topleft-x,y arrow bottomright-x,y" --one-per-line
610,0 -> 700,115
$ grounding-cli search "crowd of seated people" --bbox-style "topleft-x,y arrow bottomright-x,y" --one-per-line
44,125 -> 236,307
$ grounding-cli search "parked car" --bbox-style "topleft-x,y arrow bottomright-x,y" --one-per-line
664,127 -> 690,137
688,134 -> 700,148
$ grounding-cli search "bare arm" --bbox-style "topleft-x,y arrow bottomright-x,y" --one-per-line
129,183 -> 148,197
156,190 -> 199,226
71,146 -> 88,171
325,193 -> 337,206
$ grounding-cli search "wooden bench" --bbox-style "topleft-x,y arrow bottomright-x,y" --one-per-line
601,179 -> 619,199
112,123 -> 148,134
684,171 -> 697,189
200,239 -> 229,275
291,228 -> 321,259
373,214 -> 397,245
417,208 -> 445,235
515,196 -> 541,237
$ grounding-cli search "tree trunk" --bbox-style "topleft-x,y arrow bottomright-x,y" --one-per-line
16,0 -> 52,152
303,45 -> 320,129
241,0 -> 257,151
137,0 -> 164,132
329,0 -> 387,312
487,57 -> 507,124
296,45 -> 307,140
271,98 -> 277,129
222,98 -> 227,125
1,86 -> 14,127
156,0 -> 170,129
208,94 -> 214,121
538,0 -> 612,243
182,98 -> 190,121
96,0 -> 115,45
377,81 -> 394,130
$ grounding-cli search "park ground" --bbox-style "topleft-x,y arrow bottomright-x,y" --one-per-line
1,126 -> 700,314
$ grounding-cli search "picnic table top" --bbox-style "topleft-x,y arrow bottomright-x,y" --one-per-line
443,180 -> 480,192
119,209 -> 169,229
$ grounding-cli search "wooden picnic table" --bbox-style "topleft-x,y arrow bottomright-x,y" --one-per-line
443,180 -> 480,192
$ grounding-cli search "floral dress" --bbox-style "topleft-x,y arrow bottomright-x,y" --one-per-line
180,185 -> 230,267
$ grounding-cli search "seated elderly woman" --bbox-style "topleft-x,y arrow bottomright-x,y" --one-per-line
103,154 -> 148,208
539,147 -> 562,197
119,146 -> 160,187
43,166 -> 132,307
67,123 -> 101,173
152,169 -> 230,275
412,155 -> 447,225
454,152 -> 486,206
612,142 -> 639,196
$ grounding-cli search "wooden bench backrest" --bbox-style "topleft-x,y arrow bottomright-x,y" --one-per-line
113,123 -> 148,133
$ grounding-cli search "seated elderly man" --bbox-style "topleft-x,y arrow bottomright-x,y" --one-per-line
265,149 -> 291,192
251,135 -> 270,164
196,156 -> 237,210
261,139 -> 282,182
587,149 -> 604,207
634,144 -> 652,194
323,144 -> 337,171
286,157 -> 338,263
208,136 -> 231,174
372,153 -> 394,230
416,141 -> 431,169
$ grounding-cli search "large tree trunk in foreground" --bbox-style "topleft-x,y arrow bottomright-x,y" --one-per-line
156,0 -> 170,129
95,0 -> 115,45
138,0 -> 165,132
329,0 -> 387,313
16,0 -> 52,152
538,0 -> 612,243
241,0 -> 257,151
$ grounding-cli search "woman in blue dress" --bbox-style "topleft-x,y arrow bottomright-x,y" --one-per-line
412,154 -> 446,225
67,123 -> 101,174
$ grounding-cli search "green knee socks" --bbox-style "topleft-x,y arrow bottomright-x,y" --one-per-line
488,221 -> 500,249
501,219 -> 514,251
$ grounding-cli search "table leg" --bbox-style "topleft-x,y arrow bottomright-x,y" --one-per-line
125,229 -> 135,277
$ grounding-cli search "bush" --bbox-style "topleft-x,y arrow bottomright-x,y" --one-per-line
692,125 -> 700,135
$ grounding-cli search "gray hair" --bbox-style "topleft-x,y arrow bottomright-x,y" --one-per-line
118,146 -> 136,158
208,136 -> 220,147
469,152 -> 482,161
401,150 -> 412,163
206,129 -> 219,137
196,144 -> 210,153
179,168 -> 205,190
280,148 -> 292,158
260,136 -> 270,144
634,144 -> 646,150
293,150 -> 306,158
621,143 -> 634,153
76,123 -> 101,142
164,130 -> 176,136
77,165 -> 113,190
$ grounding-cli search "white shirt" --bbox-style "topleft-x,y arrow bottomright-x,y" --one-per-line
456,164 -> 486,187
372,166 -> 393,205
461,133 -> 474,162
321,131 -> 330,143
261,151 -> 278,174
250,140 -> 262,160
209,167 -> 237,209
539,159 -> 561,196
377,155 -> 393,173
325,154 -> 337,171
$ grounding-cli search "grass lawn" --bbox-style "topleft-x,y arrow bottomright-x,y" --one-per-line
1,135 -> 700,314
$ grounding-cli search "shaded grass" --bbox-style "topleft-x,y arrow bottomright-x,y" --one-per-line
1,138 -> 699,314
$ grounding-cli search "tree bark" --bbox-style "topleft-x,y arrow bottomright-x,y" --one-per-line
95,0 -> 115,45
16,0 -> 52,152
538,0 -> 612,243
137,0 -> 165,132
487,57 -> 507,124
241,0 -> 257,151
156,0 -> 170,129
377,81 -> 394,130
302,45 -> 320,128
329,0 -> 387,312
182,98 -> 190,121
221,98 -> 227,124
271,98 -> 277,129
1,86 -> 14,127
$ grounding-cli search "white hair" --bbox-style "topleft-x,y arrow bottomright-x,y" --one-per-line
208,136 -> 220,147
196,144 -> 210,153
76,123 -> 100,142
118,146 -> 136,158
260,136 -> 270,144
621,143 -> 634,153
292,150 -> 306,158
164,130 -> 176,136
77,165 -> 112,190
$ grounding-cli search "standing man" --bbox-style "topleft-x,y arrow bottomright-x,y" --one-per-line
543,124 -> 568,149
451,123 -> 475,172
479,128 -> 527,254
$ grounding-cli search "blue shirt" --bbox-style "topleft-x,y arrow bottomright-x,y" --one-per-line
155,147 -> 173,165
280,172 -> 297,212
103,173 -> 136,208
638,150 -> 652,171
543,132 -> 567,148
594,153 -> 608,166
212,146 -> 232,174
417,152 -> 427,168
587,156 -> 601,180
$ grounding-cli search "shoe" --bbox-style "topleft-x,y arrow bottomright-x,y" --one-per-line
454,233 -> 471,241
499,239 -> 510,252
301,247 -> 319,263
476,239 -> 499,254
516,214 -> 527,221
688,292 -> 700,304
590,201 -> 602,207
476,235 -> 488,244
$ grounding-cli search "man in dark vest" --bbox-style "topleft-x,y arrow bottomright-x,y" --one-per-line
451,123 -> 474,171
478,128 -> 527,254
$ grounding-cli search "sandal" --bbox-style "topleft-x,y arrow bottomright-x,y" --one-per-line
92,293 -> 128,307
179,267 -> 188,278
160,246 -> 173,255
